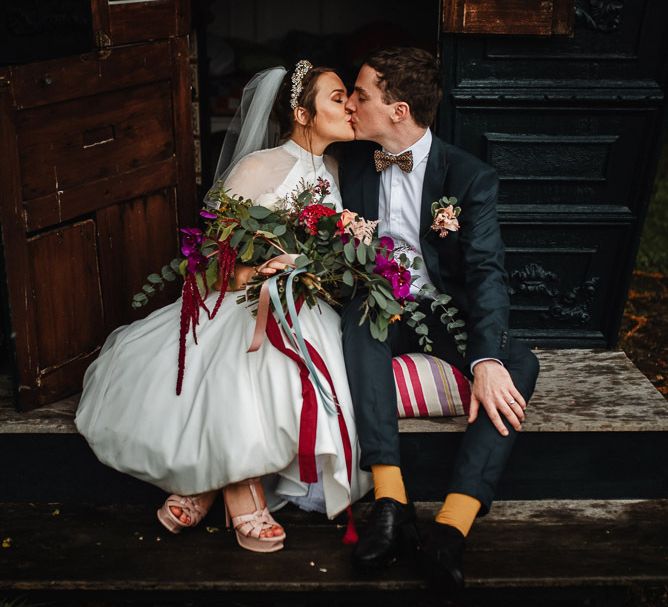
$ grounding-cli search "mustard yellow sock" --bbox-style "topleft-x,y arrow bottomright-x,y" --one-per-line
371,465 -> 408,504
434,493 -> 481,537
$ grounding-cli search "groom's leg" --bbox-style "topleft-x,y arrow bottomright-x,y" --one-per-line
446,337 -> 540,516
341,294 -> 402,470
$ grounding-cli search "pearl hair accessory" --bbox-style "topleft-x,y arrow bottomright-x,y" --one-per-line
290,59 -> 314,110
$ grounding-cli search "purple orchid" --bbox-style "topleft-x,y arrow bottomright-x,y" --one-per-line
378,236 -> 395,254
180,227 -> 204,258
200,209 -> 218,220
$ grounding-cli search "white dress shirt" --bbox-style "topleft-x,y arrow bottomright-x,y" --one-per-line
378,128 -> 435,297
377,128 -> 499,373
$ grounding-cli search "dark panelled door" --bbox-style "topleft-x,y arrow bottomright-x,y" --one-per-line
439,0 -> 668,348
0,0 -> 196,410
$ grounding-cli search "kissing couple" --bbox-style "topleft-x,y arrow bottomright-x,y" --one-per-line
76,47 -> 539,588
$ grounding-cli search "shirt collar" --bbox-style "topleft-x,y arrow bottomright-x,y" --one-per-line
383,128 -> 432,167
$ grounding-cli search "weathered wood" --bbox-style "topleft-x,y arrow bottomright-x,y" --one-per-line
9,42 -> 173,110
0,500 -> 665,595
96,189 -> 181,330
27,222 -> 104,369
24,159 -> 178,233
0,20 -> 196,410
2,349 -> 663,435
18,81 -> 174,202
442,0 -> 574,36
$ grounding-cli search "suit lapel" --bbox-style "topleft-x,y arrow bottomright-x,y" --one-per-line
419,137 -> 449,291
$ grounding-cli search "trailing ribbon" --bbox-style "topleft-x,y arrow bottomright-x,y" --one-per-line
248,255 -> 337,415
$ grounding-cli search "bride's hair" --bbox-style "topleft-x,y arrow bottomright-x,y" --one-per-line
272,64 -> 335,140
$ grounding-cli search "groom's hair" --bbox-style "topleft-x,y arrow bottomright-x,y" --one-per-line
364,47 -> 442,128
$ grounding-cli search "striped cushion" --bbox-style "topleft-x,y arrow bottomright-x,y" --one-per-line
393,354 -> 471,418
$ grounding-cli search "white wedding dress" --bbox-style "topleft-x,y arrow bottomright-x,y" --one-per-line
75,139 -> 372,518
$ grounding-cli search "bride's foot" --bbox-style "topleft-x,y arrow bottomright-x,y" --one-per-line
223,479 -> 285,552
156,490 -> 217,533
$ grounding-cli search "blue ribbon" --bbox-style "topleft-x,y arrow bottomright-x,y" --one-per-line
267,270 -> 338,416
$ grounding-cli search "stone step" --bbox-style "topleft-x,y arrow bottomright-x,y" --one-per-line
0,499 -> 666,605
1,349 -> 666,502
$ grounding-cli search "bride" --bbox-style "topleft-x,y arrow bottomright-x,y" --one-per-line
75,60 -> 372,553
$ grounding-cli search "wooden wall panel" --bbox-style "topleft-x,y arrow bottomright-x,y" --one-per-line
27,221 -> 104,369
442,0 -> 574,36
17,82 -> 174,202
10,42 -> 172,110
96,190 -> 181,331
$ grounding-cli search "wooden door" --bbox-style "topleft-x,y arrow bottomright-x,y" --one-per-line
439,0 -> 668,348
0,0 -> 196,410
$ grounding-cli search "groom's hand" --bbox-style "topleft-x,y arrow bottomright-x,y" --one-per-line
469,361 -> 526,436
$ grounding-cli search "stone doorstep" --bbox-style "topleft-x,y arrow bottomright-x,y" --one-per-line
0,499 -> 666,593
0,349 -> 666,435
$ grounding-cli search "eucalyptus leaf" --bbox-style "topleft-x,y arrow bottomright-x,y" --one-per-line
161,265 -> 176,281
170,258 -> 182,273
273,224 -> 287,236
385,299 -> 402,315
343,241 -> 356,263
147,273 -> 162,284
415,323 -> 429,336
142,284 -> 155,295
295,255 -> 311,269
356,243 -> 367,265
342,270 -> 354,286
371,290 -> 387,310
369,320 -> 380,340
248,205 -> 272,219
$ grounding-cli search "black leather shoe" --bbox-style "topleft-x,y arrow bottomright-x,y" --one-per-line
352,498 -> 419,571
419,521 -> 466,591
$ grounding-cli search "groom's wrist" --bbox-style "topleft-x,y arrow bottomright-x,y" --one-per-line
471,358 -> 503,375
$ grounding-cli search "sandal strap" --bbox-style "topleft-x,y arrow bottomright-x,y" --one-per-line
166,494 -> 208,526
231,507 -> 277,538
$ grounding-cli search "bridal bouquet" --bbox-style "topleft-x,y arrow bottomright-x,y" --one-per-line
134,179 -> 466,393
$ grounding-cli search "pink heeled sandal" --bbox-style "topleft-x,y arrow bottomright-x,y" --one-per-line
223,479 -> 286,553
156,493 -> 213,534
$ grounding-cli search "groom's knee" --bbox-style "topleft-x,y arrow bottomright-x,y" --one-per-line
507,340 -> 540,402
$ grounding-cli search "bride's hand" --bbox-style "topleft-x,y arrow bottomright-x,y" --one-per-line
229,261 -> 284,291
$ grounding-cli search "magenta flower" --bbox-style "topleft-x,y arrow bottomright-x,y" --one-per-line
180,228 -> 204,257
186,250 -> 208,274
200,209 -> 218,220
378,236 -> 394,253
374,255 -> 414,304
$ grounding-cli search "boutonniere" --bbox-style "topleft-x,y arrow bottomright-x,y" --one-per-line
430,196 -> 461,238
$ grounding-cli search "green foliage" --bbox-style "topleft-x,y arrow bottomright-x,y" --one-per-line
132,258 -> 181,309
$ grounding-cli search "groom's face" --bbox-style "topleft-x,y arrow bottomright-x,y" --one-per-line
345,65 -> 393,143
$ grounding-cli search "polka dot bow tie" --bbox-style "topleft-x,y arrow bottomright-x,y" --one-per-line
373,149 -> 414,173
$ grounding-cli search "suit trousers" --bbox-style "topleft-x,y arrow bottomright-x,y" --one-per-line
341,295 -> 540,515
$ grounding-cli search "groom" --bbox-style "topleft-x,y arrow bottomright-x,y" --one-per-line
339,48 -> 540,586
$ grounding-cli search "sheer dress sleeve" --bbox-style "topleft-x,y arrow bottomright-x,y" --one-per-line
223,147 -> 298,202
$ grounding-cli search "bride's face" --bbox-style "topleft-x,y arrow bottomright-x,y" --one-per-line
309,72 -> 354,144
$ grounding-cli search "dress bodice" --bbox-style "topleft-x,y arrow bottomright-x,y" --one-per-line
222,140 -> 343,211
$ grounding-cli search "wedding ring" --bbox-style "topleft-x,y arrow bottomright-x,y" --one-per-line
507,400 -> 517,405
